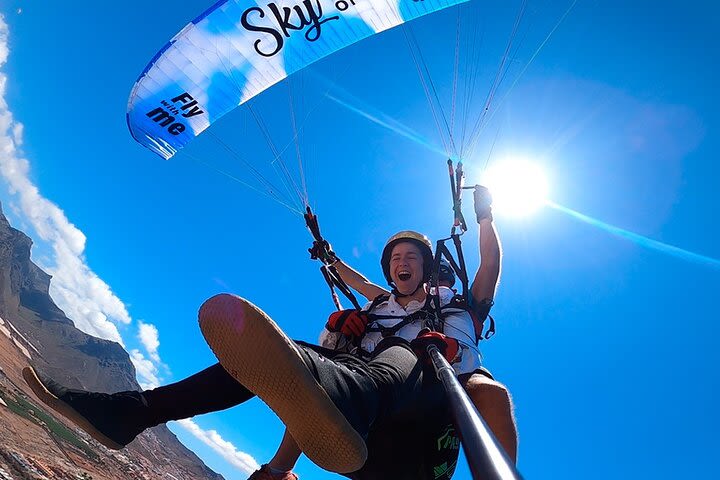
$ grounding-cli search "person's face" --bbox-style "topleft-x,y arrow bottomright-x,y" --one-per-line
389,242 -> 424,295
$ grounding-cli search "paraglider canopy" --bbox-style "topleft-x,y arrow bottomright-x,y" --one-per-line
127,0 -> 470,159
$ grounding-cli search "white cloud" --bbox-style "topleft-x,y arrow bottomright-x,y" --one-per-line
138,321 -> 160,362
0,21 -> 7,65
176,419 -> 260,475
0,17 -> 259,478
129,349 -> 160,390
0,15 -> 129,344
0,8 -> 164,416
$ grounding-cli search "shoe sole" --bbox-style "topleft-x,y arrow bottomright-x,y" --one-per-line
198,294 -> 367,474
21,366 -> 124,450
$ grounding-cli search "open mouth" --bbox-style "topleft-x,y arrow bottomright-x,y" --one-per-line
398,271 -> 411,281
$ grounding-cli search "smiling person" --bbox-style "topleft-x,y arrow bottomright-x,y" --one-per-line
332,187 -> 518,469
251,187 -> 517,479
22,188 -> 515,480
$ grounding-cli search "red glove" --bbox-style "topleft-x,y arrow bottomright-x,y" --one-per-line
411,329 -> 460,363
325,310 -> 369,337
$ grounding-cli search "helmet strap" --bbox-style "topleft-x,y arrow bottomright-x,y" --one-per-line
391,281 -> 425,299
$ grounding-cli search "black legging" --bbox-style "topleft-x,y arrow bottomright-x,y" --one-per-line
141,338 -> 456,479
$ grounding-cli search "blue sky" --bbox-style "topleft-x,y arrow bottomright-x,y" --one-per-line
0,1 -> 718,479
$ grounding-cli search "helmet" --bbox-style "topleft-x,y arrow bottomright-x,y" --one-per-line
381,231 -> 434,286
437,258 -> 456,288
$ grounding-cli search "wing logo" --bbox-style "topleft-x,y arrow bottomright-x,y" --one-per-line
145,93 -> 205,136
241,0 -> 342,57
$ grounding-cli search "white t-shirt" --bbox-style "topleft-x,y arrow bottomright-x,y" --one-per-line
319,286 -> 482,375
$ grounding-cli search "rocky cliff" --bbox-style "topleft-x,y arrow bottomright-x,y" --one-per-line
0,203 -> 224,480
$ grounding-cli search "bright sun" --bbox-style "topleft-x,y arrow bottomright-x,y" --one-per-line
481,158 -> 549,217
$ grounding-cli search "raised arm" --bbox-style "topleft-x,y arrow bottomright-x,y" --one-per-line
332,259 -> 389,301
309,235 -> 389,303
470,186 -> 502,310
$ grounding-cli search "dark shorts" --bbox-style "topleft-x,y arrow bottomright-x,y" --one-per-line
353,367 -> 496,480
145,336 -> 484,479
349,381 -> 460,480
352,367 -> 496,479
294,339 -> 466,480
294,337 -> 425,440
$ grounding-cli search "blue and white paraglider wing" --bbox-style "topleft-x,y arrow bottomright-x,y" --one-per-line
127,0 -> 468,159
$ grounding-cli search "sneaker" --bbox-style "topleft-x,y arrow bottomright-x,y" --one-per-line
247,464 -> 299,480
199,294 -> 367,474
22,366 -> 150,449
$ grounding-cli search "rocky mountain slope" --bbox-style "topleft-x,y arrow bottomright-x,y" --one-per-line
0,203 -> 224,480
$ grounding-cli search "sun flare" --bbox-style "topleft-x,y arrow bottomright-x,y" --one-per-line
482,159 -> 549,217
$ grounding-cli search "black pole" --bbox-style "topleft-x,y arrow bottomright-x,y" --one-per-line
428,345 -> 522,480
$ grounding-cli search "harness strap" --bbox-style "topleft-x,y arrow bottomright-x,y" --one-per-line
431,237 -> 494,342
366,309 -> 436,337
441,160 -> 495,339
361,294 -> 440,341
356,290 -> 489,359
448,159 -> 468,233
484,314 -> 496,340
319,266 -> 343,310
319,264 -> 362,310
305,206 -> 361,310
366,293 -> 390,312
